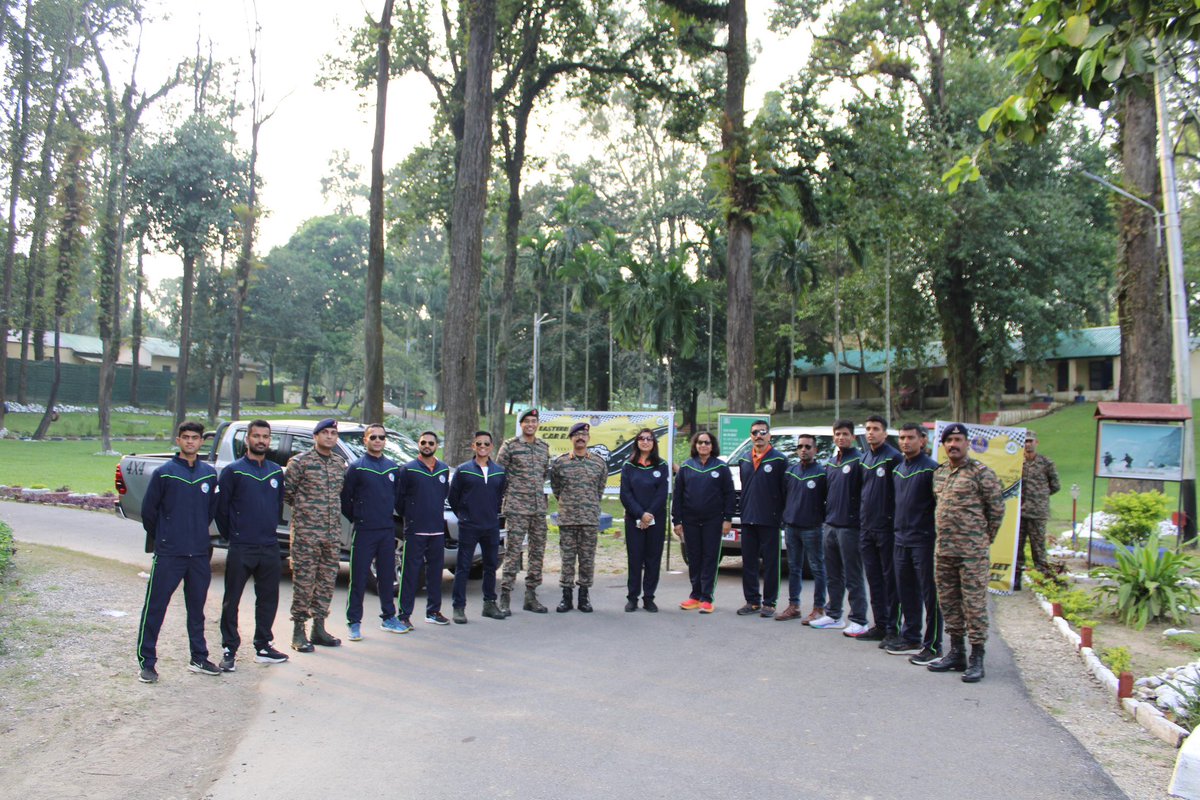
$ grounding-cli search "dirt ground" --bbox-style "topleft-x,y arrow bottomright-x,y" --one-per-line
0,536 -> 1187,800
0,543 -> 261,800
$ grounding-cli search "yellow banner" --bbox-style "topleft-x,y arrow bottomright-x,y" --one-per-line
537,411 -> 676,492
934,421 -> 1026,592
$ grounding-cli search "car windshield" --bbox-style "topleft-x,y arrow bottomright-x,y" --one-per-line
339,430 -> 420,463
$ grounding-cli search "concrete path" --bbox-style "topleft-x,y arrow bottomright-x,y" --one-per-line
2,502 -> 1127,800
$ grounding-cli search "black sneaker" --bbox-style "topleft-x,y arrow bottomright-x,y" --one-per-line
188,658 -> 221,676
138,666 -> 158,684
878,634 -> 903,650
219,648 -> 236,672
886,640 -> 924,656
254,645 -> 289,664
854,626 -> 886,642
909,647 -> 942,666
736,603 -> 762,616
425,611 -> 450,626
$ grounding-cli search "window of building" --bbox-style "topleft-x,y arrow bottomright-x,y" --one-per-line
1089,359 -> 1114,391
1056,361 -> 1069,392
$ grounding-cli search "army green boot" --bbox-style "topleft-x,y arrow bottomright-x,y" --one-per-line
291,620 -> 314,653
524,587 -> 548,614
962,644 -> 986,683
499,590 -> 512,617
482,600 -> 505,620
927,635 -> 967,672
309,617 -> 342,647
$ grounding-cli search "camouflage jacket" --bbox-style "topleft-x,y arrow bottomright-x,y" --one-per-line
550,451 -> 608,526
1020,453 -> 1060,520
496,435 -> 550,515
932,458 -> 1005,557
284,447 -> 347,540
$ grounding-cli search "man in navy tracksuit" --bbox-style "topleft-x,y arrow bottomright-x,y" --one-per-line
216,420 -> 288,672
811,419 -> 869,633
448,430 -> 507,624
778,433 -> 827,623
397,431 -> 451,627
341,423 -> 405,640
734,420 -> 788,617
136,421 -> 220,683
857,414 -> 902,645
889,422 -> 942,664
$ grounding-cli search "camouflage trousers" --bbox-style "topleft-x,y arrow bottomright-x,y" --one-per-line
1017,517 -> 1052,578
290,531 -> 340,623
501,513 -> 548,593
559,524 -> 598,589
935,552 -> 990,645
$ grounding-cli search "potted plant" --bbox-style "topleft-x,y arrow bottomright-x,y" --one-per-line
1073,383 -> 1086,403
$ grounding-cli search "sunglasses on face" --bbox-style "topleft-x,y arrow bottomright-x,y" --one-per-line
474,441 -> 492,447
697,440 -> 713,446
751,430 -> 769,437
419,441 -> 436,447
637,436 -> 654,442
367,435 -> 386,441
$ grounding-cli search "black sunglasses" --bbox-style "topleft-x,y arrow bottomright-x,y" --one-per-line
367,435 -> 386,441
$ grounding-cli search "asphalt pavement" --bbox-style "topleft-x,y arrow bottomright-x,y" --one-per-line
2,502 -> 1127,800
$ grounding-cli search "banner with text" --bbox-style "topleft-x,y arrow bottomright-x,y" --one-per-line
934,421 -> 1026,593
538,410 -> 676,493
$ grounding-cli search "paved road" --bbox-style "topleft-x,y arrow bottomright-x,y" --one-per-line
3,503 -> 1127,800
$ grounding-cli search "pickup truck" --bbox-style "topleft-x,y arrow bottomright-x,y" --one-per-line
114,419 -> 502,593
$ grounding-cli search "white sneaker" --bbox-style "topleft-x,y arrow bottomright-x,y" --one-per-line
842,622 -> 869,637
809,615 -> 845,629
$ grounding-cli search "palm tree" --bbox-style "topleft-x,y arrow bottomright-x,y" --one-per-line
761,209 -> 820,415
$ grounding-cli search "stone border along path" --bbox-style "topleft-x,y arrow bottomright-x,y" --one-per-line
1025,587 -> 1200,798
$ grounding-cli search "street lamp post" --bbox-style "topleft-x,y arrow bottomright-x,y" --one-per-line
532,313 -> 556,409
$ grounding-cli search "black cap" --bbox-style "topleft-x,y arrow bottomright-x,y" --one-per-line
569,422 -> 590,437
941,422 -> 969,443
314,418 -> 338,435
519,408 -> 539,423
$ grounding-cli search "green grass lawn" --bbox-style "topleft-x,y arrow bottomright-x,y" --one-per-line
1,410 -> 175,439
0,440 -> 134,494
1029,401 -> 1200,529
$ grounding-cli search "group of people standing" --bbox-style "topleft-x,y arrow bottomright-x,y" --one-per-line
136,410 -> 1057,689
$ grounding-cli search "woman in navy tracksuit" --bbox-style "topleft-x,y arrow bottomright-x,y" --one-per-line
671,430 -> 735,613
620,428 -> 669,612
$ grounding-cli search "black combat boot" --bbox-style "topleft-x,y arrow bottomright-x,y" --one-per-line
524,588 -> 548,613
926,635 -> 967,672
309,617 -> 342,647
556,587 -> 574,613
482,600 -> 505,620
499,590 -> 512,617
962,643 -> 986,683
578,586 -> 593,613
291,620 -> 314,653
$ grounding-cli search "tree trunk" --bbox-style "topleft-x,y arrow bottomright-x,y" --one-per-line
301,361 -> 311,409
173,251 -> 197,429
723,0 -> 754,413
33,324 -> 61,440
1116,90 -> 1171,404
937,256 -> 983,422
363,0 -> 395,424
490,119 -> 527,438
441,0 -> 496,465
0,0 -> 34,431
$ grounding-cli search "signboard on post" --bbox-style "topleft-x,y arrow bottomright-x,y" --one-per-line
718,413 -> 766,458
934,420 -> 1026,593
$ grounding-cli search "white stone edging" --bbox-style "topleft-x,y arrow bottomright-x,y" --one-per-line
1031,591 -> 1188,749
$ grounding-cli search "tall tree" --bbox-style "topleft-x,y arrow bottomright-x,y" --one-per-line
85,4 -> 181,450
363,0 -> 394,424
132,114 -> 246,429
442,0 -> 496,464
660,0 -> 756,412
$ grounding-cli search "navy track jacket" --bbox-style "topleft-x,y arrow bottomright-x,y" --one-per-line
893,453 -> 939,546
397,458 -> 450,534
671,457 -> 735,525
619,459 -> 669,522
783,461 -> 827,529
141,455 -> 219,556
341,454 -> 400,530
216,455 -> 284,546
734,446 -> 789,527
860,441 -> 901,531
448,458 -> 506,531
824,447 -> 863,529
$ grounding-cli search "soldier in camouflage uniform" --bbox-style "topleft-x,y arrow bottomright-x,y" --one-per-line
927,423 -> 1004,683
550,422 -> 608,613
496,409 -> 552,615
1016,430 -> 1060,589
284,418 -> 346,652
